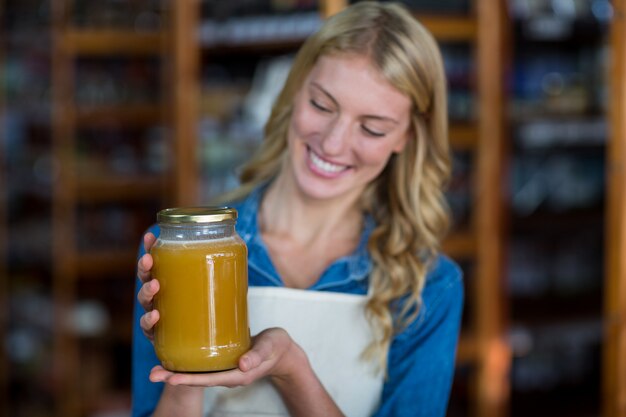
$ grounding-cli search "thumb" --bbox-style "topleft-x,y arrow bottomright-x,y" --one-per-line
239,328 -> 290,372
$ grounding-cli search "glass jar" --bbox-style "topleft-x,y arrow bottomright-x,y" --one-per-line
151,207 -> 250,372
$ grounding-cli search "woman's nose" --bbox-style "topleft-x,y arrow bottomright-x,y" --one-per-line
320,117 -> 351,156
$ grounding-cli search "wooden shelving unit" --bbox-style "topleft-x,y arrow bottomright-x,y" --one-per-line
50,1 -> 171,416
604,0 -> 626,415
170,0 -> 509,415
75,250 -> 139,278
76,176 -> 170,202
59,29 -> 165,55
73,104 -> 163,127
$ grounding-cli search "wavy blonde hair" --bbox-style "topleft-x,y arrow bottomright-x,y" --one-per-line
221,1 -> 451,367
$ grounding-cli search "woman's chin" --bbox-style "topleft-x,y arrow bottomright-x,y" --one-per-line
294,173 -> 359,202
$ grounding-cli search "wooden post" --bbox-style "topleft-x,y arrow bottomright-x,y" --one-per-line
51,1 -> 81,416
172,0 -> 201,206
474,0 -> 510,416
604,1 -> 626,416
320,0 -> 347,18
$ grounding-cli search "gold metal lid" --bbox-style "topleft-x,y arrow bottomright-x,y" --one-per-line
157,207 -> 237,224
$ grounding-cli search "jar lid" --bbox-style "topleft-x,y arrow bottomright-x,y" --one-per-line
157,207 -> 237,224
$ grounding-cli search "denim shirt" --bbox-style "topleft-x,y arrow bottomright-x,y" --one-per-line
131,186 -> 464,417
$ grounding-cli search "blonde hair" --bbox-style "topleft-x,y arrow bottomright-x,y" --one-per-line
222,1 -> 451,367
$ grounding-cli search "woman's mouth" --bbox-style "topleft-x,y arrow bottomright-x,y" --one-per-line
307,146 -> 351,177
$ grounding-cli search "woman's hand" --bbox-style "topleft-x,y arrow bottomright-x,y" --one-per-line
151,328 -> 343,417
137,232 -> 160,342
149,327 -> 303,387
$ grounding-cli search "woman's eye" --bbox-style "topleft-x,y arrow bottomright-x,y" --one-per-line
310,99 -> 332,113
362,126 -> 386,137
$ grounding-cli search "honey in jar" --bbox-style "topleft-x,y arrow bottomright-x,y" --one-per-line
151,207 -> 250,372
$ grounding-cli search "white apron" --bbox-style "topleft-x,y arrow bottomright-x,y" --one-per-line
203,286 -> 384,417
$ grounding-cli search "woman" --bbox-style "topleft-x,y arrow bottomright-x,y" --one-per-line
133,2 -> 463,416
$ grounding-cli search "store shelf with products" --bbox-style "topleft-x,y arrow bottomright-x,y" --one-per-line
2,1 -> 56,416
506,0 -> 611,415
49,1 -> 172,416
172,1 -> 509,416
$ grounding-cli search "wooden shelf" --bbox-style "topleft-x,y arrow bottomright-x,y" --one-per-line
73,104 -> 163,127
450,123 -> 478,150
457,334 -> 478,365
418,15 -> 477,42
443,230 -> 476,260
76,249 -> 137,278
76,175 -> 169,202
60,29 -> 164,55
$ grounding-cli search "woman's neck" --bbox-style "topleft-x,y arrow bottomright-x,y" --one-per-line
259,173 -> 363,247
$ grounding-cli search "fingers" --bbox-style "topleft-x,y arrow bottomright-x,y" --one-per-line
144,232 -> 157,252
137,232 -> 156,284
137,277 -> 160,311
140,309 -> 160,341
149,365 -> 173,383
149,365 -> 256,388
137,253 -> 153,284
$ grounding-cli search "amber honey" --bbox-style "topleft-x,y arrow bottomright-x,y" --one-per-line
151,207 -> 250,372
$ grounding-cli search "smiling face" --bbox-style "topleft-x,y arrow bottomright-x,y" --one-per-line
284,53 -> 413,203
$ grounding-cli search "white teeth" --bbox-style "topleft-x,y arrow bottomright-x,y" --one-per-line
309,149 -> 346,173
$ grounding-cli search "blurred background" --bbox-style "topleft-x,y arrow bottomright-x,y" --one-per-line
0,0 -> 623,416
